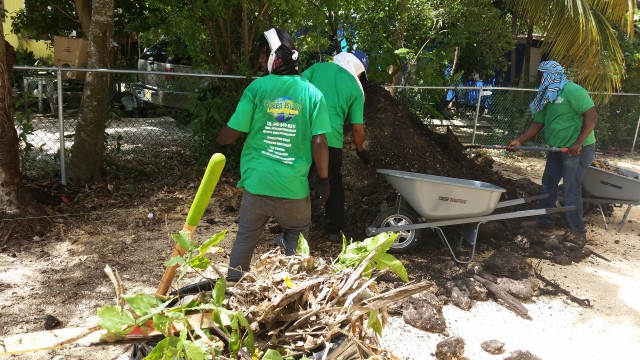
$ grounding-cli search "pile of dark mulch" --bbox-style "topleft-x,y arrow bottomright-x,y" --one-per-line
331,80 -> 597,287
337,80 -> 538,244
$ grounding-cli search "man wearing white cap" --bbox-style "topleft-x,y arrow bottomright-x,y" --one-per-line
302,50 -> 370,242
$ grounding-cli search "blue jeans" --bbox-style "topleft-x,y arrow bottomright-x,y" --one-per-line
227,190 -> 310,280
537,144 -> 595,233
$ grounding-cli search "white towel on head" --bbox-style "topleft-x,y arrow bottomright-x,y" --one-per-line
333,52 -> 364,97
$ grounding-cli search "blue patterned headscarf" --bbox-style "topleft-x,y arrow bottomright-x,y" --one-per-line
529,61 -> 570,115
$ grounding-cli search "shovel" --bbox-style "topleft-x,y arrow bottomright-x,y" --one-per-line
156,153 -> 226,296
463,144 -> 568,152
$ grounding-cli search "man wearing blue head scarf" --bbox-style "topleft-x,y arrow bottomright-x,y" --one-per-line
509,60 -> 598,247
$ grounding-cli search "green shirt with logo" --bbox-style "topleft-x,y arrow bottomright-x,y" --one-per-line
533,82 -> 596,148
302,62 -> 364,149
227,74 -> 330,199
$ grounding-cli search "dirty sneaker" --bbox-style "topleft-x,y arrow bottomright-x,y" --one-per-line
520,220 -> 555,233
274,234 -> 286,248
563,230 -> 587,248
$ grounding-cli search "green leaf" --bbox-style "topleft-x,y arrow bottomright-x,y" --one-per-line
367,310 -> 383,336
236,311 -> 255,354
123,293 -> 164,317
199,230 -> 227,255
263,349 -> 284,360
395,48 -> 414,57
172,230 -> 193,251
213,278 -> 227,306
165,255 -> 186,267
97,306 -> 135,334
152,313 -> 174,337
182,340 -> 208,360
296,233 -> 310,255
189,255 -> 211,270
145,336 -> 182,360
371,253 -> 408,282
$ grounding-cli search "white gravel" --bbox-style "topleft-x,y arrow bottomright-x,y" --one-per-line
379,237 -> 640,359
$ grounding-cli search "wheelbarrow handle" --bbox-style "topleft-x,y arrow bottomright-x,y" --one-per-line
464,144 -> 568,152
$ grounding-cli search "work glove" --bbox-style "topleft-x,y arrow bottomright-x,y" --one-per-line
313,176 -> 330,207
209,140 -> 228,156
356,149 -> 371,165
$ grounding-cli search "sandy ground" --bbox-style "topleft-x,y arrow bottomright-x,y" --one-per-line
1,152 -> 639,360
380,152 -> 640,359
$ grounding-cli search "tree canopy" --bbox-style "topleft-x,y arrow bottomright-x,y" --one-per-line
507,0 -> 636,95
9,0 -> 639,93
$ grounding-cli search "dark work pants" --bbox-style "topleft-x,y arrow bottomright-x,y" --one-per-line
325,147 -> 344,234
227,190 -> 310,280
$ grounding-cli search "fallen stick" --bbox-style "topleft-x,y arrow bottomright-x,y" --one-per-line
533,264 -> 592,308
589,249 -> 612,262
472,275 -> 531,320
0,313 -> 213,356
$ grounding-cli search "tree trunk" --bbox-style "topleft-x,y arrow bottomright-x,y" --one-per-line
510,13 -> 518,86
523,25 -> 533,88
388,0 -> 409,97
69,0 -> 114,184
0,26 -> 39,217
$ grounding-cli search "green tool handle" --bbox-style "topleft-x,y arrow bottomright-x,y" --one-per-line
185,153 -> 227,228
157,153 -> 226,296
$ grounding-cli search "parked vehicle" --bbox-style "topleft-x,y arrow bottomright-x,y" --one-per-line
130,39 -> 207,110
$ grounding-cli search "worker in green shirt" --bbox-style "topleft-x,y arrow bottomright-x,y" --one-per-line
510,60 -> 597,248
301,50 -> 371,242
211,28 -> 331,280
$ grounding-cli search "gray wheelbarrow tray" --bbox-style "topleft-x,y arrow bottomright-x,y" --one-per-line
366,169 -> 575,263
582,166 -> 640,232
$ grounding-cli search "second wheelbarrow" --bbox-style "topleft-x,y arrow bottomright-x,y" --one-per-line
366,169 -> 575,263
582,165 -> 640,232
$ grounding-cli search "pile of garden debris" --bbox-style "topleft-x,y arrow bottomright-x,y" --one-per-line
124,233 -> 432,360
221,247 -> 429,358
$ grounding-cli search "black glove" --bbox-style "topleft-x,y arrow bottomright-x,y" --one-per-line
209,140 -> 228,156
313,176 -> 330,207
356,149 -> 371,165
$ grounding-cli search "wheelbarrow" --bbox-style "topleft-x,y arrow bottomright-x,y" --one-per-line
582,165 -> 640,232
366,169 -> 575,263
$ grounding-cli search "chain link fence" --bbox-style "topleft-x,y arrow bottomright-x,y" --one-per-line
11,67 -> 246,183
11,68 -> 640,183
394,85 -> 640,153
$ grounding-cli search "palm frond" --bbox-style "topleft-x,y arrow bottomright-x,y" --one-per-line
507,0 -> 636,96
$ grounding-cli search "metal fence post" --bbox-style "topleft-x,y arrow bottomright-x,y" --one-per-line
471,86 -> 483,145
56,70 -> 67,185
37,79 -> 44,113
632,112 -> 640,154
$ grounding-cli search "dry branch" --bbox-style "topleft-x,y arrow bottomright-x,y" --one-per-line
534,262 -> 592,308
472,275 -> 531,320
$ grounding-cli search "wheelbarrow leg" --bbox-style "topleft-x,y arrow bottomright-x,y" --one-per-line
616,204 -> 634,232
595,203 -> 609,231
432,222 -> 484,264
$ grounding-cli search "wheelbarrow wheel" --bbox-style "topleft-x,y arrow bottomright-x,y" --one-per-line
372,207 -> 423,253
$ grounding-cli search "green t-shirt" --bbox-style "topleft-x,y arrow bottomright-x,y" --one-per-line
227,75 -> 331,199
533,82 -> 596,148
302,62 -> 364,149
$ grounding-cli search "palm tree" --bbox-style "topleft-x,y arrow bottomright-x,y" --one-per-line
508,0 -> 636,98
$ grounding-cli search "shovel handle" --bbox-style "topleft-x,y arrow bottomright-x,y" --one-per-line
156,153 -> 226,296
464,144 -> 568,152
